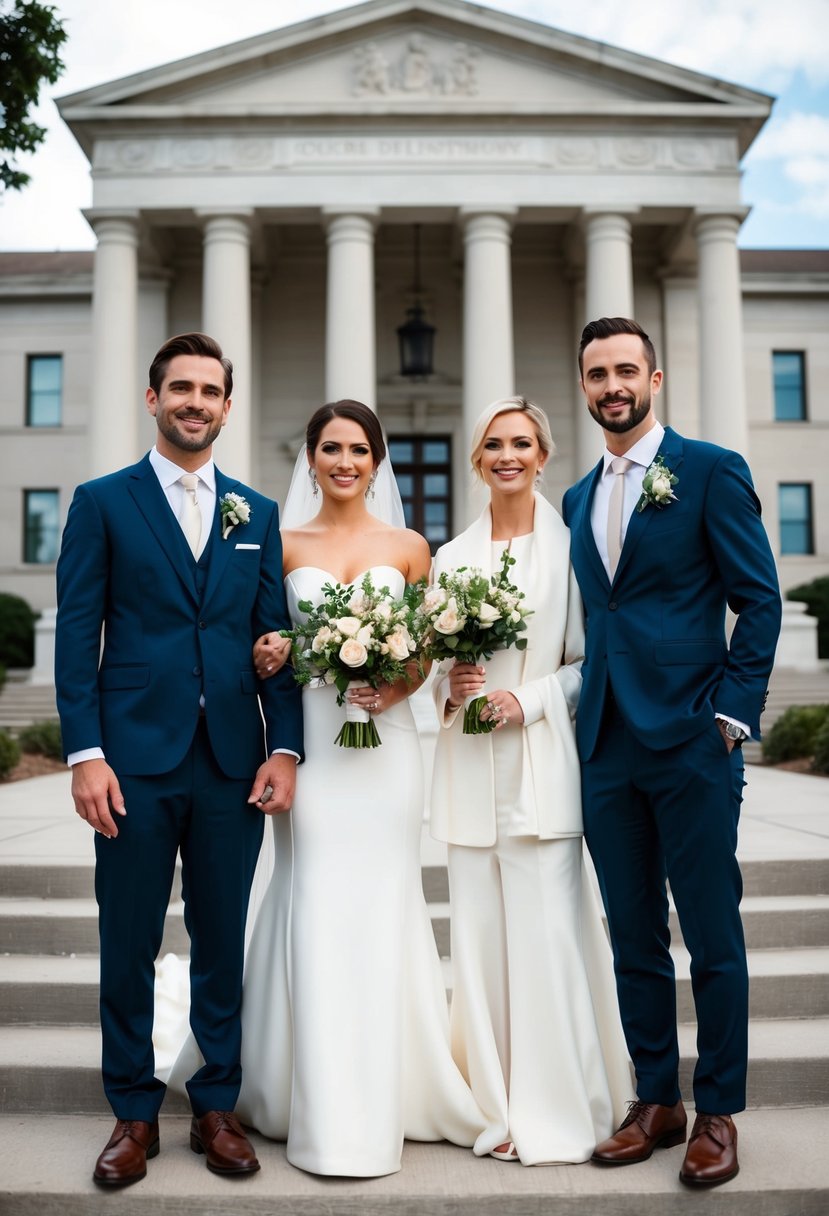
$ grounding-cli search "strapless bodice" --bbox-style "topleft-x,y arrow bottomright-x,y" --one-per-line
284,565 -> 406,627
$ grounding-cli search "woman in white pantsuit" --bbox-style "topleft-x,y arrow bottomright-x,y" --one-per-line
430,397 -> 633,1166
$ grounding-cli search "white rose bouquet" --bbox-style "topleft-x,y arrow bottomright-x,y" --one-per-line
281,573 -> 423,748
415,549 -> 532,735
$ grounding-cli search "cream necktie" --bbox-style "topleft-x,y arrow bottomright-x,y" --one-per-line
178,474 -> 202,557
606,456 -> 633,579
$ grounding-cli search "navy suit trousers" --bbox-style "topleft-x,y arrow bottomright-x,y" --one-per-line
582,702 -> 748,1114
95,720 -> 264,1120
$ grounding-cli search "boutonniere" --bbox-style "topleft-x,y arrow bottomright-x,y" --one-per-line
636,455 -> 679,513
220,492 -> 252,539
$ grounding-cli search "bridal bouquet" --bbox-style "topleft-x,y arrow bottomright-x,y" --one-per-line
416,549 -> 532,734
282,573 -> 423,748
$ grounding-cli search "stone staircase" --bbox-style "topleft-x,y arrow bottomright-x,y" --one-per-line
0,676 -> 57,732
1,766 -> 828,1213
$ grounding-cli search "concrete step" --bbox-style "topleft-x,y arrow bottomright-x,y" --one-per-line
0,683 -> 58,730
428,895 -> 829,959
1,1108 -> 827,1216
2,1019 -> 828,1114
670,894 -> 829,950
4,889 -> 827,962
672,946 -> 829,1022
3,852 -> 826,907
0,898 -> 189,956
5,947 -> 829,1029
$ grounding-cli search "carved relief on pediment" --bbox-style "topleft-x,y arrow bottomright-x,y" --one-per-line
352,36 -> 480,97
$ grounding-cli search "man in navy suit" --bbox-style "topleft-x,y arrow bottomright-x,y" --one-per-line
562,318 -> 781,1187
55,333 -> 303,1186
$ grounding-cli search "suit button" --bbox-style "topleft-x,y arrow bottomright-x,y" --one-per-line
198,620 -> 206,629
608,601 -> 618,611
193,667 -> 202,677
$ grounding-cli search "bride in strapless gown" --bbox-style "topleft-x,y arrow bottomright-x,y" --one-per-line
238,560 -> 482,1175
156,401 -> 483,1177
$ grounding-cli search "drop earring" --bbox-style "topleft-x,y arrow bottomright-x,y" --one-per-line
309,467 -> 319,498
366,470 -> 377,500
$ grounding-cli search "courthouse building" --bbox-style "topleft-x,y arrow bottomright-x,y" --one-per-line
1,0 -> 827,619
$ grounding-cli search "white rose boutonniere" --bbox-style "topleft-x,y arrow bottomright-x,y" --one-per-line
220,492 -> 252,539
636,455 -> 678,513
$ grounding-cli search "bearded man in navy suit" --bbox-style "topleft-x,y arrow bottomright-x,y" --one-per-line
562,318 -> 781,1187
55,333 -> 303,1186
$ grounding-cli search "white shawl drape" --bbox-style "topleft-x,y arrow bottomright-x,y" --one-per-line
430,494 -> 585,846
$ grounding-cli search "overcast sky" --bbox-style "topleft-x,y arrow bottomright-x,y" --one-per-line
1,0 -> 827,250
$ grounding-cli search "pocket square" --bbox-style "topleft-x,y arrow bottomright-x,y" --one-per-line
235,543 -> 260,550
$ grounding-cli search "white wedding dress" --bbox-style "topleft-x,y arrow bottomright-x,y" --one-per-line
155,565 -> 484,1177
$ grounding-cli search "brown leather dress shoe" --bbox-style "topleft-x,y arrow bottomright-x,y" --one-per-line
679,1113 -> 739,1186
591,1099 -> 687,1165
93,1118 -> 159,1186
190,1110 -> 260,1176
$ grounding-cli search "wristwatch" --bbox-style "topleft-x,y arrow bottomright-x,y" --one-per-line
720,720 -> 747,746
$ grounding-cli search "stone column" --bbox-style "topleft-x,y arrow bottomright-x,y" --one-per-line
577,209 -> 637,474
87,212 -> 140,478
461,209 -> 517,480
323,208 -> 379,409
694,211 -> 749,455
198,209 -> 253,480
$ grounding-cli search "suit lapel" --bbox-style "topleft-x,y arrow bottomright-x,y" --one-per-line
575,461 -> 611,590
614,427 -> 685,583
127,455 -> 199,606
201,468 -> 239,612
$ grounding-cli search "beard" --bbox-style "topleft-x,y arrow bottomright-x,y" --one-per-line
589,391 -> 652,434
156,410 -> 224,453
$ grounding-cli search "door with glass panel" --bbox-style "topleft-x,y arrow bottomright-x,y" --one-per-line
387,436 -> 452,554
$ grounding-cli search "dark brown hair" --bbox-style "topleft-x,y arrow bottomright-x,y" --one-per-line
148,333 -> 233,398
578,317 -> 657,377
305,400 -> 386,465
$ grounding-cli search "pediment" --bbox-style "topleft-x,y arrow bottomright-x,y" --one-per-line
59,0 -> 772,152
91,24 -> 704,111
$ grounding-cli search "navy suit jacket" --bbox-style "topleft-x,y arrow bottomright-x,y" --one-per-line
55,453 -> 303,780
561,427 -> 781,760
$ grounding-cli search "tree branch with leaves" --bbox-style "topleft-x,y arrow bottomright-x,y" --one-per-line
0,0 -> 67,193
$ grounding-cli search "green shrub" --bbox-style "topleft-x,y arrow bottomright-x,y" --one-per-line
18,719 -> 63,760
812,720 -> 829,776
0,729 -> 21,779
762,704 -> 829,765
786,577 -> 829,659
0,593 -> 37,669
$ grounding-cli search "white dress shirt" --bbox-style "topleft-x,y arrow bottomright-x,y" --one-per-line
590,422 -> 664,582
588,421 -> 750,740
150,446 -> 215,555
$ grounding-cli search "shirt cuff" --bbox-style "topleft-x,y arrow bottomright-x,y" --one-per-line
512,685 -> 544,727
67,748 -> 105,766
715,714 -> 753,741
271,749 -> 300,762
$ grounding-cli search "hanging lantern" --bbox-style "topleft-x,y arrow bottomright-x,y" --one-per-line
397,224 -> 435,378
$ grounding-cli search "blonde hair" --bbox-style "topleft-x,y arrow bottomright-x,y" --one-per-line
469,396 -> 555,481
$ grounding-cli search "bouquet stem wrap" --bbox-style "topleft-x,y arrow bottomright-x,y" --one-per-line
337,679 -> 381,749
463,691 -> 495,735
